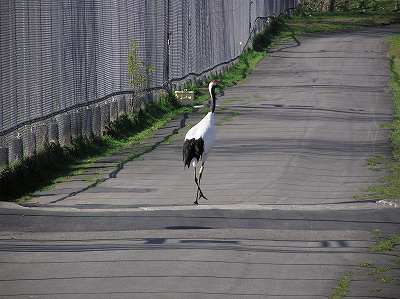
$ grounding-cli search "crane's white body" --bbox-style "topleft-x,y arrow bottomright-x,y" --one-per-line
184,111 -> 216,166
182,80 -> 219,204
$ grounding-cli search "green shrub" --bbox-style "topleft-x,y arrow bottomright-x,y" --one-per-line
252,17 -> 285,52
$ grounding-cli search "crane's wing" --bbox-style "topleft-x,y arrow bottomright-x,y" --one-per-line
182,138 -> 204,168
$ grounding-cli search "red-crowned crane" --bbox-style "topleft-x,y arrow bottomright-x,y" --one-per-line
183,80 -> 220,205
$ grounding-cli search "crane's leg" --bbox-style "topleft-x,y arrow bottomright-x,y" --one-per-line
194,165 -> 207,205
196,162 -> 208,201
194,167 -> 199,205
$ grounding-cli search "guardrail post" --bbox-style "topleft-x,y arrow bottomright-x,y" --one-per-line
25,127 -> 36,157
118,96 -> 127,116
93,106 -> 102,137
0,147 -> 8,170
49,121 -> 59,145
10,136 -> 23,163
72,110 -> 83,140
127,96 -> 135,114
110,100 -> 118,122
101,103 -> 111,133
36,124 -> 49,153
82,107 -> 93,139
61,114 -> 72,147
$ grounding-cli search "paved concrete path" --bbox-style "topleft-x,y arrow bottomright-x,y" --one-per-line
1,26 -> 399,298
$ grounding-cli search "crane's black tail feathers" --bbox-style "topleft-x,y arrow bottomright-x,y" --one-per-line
183,138 -> 204,168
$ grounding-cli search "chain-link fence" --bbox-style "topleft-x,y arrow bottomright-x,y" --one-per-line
0,0 -> 297,167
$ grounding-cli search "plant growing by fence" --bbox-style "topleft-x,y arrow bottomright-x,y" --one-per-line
127,40 -> 154,95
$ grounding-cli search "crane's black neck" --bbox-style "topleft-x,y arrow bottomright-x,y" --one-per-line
210,86 -> 216,113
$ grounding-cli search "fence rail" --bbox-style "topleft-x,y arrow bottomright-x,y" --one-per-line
0,0 -> 298,167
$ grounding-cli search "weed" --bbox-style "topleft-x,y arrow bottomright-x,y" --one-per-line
360,260 -> 396,286
360,261 -> 373,268
330,272 -> 351,299
378,275 -> 394,284
127,40 -> 153,92
367,155 -> 385,170
371,233 -> 400,252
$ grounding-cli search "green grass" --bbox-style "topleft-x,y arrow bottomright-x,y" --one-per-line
220,50 -> 265,88
0,139 -> 107,202
330,272 -> 352,299
287,12 -> 399,34
286,0 -> 399,35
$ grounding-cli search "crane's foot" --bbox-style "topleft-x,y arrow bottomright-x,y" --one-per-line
193,199 -> 199,205
196,187 -> 208,201
199,193 -> 208,200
